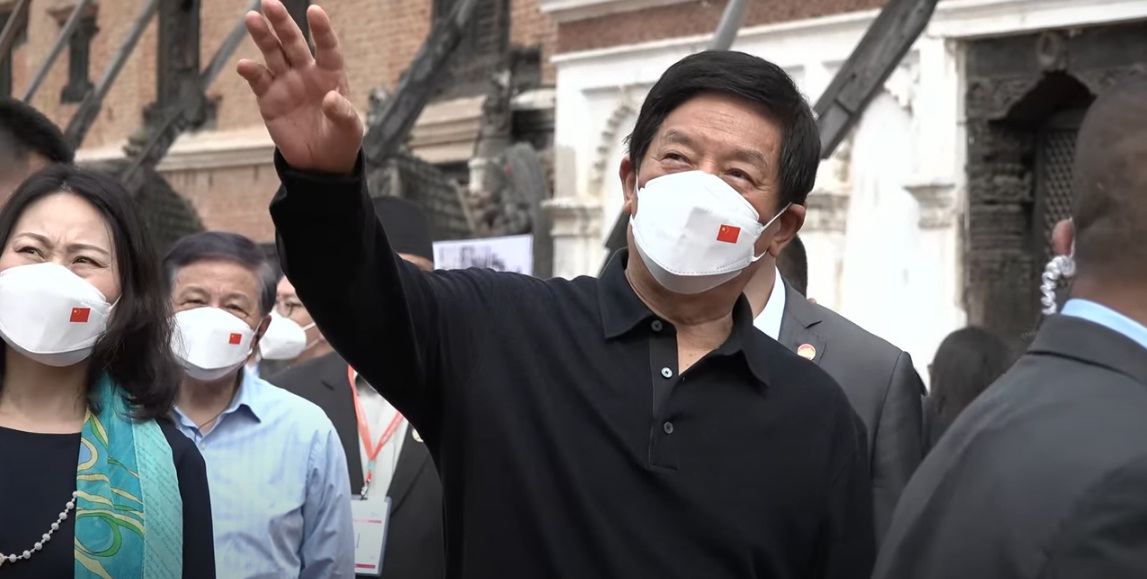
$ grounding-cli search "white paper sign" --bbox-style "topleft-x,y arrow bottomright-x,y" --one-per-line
351,497 -> 391,576
433,234 -> 534,275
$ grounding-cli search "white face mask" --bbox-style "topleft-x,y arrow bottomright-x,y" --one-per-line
0,263 -> 113,367
630,170 -> 790,294
172,307 -> 256,381
258,311 -> 316,361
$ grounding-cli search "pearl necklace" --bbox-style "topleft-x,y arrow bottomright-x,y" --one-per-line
0,491 -> 78,567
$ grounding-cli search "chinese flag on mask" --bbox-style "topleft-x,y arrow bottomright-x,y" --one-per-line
716,224 -> 741,244
70,307 -> 91,323
228,333 -> 242,345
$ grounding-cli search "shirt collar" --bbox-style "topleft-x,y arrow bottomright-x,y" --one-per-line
751,267 -> 787,340
597,249 -> 772,387
173,367 -> 265,431
221,367 -> 266,423
1061,298 -> 1147,351
598,250 -> 657,339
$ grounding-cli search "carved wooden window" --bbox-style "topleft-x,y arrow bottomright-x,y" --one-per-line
60,11 -> 98,104
1032,109 -> 1085,262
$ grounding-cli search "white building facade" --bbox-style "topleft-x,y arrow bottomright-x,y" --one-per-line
540,0 -> 1147,380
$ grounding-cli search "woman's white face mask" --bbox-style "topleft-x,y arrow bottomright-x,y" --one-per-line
0,263 -> 114,367
172,307 -> 256,381
258,311 -> 316,361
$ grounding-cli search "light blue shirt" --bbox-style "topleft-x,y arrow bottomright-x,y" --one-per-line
174,368 -> 355,579
1061,298 -> 1147,351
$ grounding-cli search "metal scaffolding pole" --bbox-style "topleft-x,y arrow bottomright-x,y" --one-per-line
21,0 -> 95,102
0,0 -> 31,83
202,0 -> 262,88
708,0 -> 750,51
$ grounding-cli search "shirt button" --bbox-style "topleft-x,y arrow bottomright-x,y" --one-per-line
663,421 -> 675,434
660,367 -> 673,379
651,320 -> 663,332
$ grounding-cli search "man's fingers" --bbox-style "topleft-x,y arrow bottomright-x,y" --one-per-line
237,59 -> 274,98
263,0 -> 314,68
322,91 -> 363,134
309,5 -> 345,73
245,11 -> 289,75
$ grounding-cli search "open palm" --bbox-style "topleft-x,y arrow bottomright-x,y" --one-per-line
237,0 -> 362,174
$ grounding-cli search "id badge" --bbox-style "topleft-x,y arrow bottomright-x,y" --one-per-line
351,497 -> 391,576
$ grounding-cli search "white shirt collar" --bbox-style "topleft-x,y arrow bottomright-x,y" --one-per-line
752,267 -> 787,340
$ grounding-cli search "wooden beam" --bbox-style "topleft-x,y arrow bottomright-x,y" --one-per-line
0,0 -> 31,72
156,0 -> 201,108
362,0 -> 482,164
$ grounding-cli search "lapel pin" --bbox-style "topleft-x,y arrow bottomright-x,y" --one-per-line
797,344 -> 817,360
412,429 -> 423,443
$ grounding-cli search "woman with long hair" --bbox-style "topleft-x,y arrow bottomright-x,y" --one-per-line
926,326 -> 1016,449
0,165 -> 215,578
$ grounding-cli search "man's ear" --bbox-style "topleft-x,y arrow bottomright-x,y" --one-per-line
1052,219 -> 1075,257
619,155 -> 638,216
766,204 -> 806,258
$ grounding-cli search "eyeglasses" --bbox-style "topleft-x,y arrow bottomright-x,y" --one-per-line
276,300 -> 305,317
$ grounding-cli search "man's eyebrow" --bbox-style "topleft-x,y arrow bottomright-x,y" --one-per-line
659,130 -> 770,171
730,148 -> 770,171
660,130 -> 697,148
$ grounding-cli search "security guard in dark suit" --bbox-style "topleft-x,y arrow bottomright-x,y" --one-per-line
875,77 -> 1147,579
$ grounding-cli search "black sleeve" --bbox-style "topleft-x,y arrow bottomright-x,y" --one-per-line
817,409 -> 876,579
269,150 -> 491,437
160,421 -> 217,579
1040,457 -> 1147,578
871,352 -> 925,543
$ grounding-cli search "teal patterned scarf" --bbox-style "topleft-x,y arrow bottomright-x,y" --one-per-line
74,376 -> 183,578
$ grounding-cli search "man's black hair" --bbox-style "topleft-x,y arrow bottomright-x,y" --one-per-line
627,50 -> 821,209
777,235 -> 808,296
1071,77 -> 1147,280
163,231 -> 278,317
0,98 -> 75,165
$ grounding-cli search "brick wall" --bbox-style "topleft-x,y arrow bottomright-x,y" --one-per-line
556,0 -> 887,54
512,0 -> 558,83
3,0 -> 555,240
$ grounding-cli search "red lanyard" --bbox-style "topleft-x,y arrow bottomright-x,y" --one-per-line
348,365 -> 404,498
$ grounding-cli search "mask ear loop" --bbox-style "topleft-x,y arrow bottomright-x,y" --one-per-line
1040,241 -> 1076,315
751,203 -> 793,262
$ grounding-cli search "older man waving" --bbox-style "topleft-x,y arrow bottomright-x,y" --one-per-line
239,2 -> 874,578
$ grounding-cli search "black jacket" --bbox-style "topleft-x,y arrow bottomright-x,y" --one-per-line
777,281 -> 925,544
875,314 -> 1147,578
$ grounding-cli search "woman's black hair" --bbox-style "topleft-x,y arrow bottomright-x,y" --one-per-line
930,326 -> 1016,437
0,164 -> 180,420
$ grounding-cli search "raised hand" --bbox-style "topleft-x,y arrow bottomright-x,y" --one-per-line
237,0 -> 362,174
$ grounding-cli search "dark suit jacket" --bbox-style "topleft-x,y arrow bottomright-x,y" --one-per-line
874,314 -> 1147,578
269,353 -> 446,579
777,281 -> 924,544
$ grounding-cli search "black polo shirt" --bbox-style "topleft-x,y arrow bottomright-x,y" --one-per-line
271,152 -> 875,579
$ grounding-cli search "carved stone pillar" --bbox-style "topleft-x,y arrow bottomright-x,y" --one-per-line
904,177 -> 963,337
905,178 -> 957,230
797,131 -> 850,308
543,197 -> 602,279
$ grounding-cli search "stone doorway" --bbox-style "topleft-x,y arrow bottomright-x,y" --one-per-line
963,20 -> 1147,343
